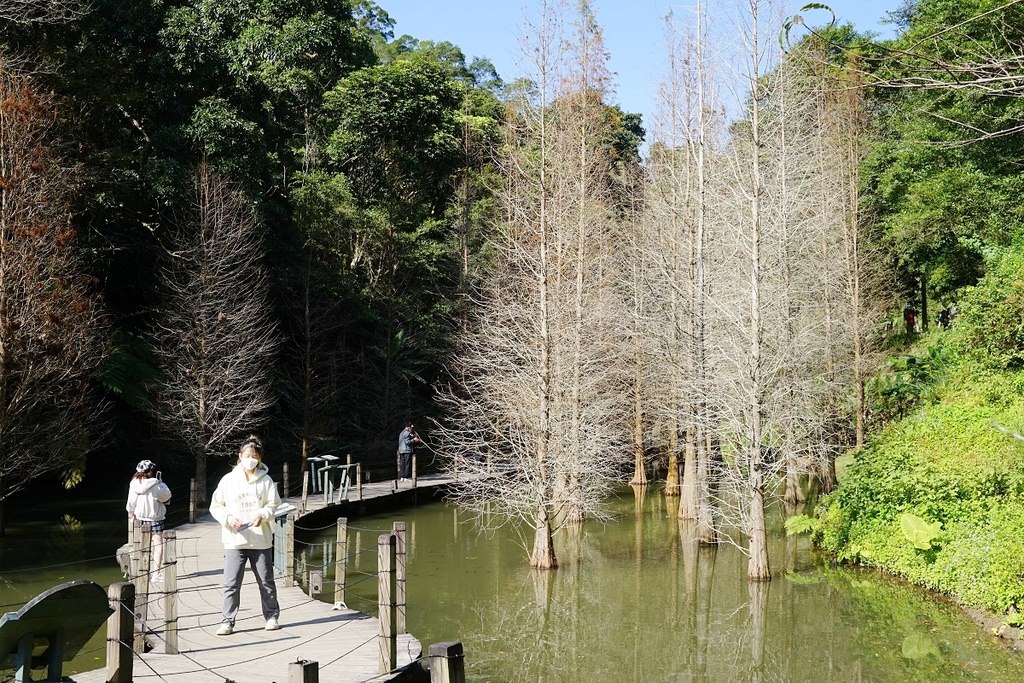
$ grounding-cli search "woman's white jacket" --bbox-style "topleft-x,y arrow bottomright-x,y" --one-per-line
209,464 -> 281,550
126,477 -> 172,522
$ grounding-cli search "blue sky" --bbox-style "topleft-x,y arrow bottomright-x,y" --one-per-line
380,0 -> 901,134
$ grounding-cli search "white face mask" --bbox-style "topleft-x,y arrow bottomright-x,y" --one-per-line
241,456 -> 259,472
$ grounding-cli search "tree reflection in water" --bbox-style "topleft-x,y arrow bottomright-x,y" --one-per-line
304,490 -> 1024,683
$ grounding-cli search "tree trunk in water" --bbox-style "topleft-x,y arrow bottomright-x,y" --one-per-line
697,431 -> 717,544
629,365 -> 647,485
665,419 -> 680,497
530,508 -> 558,569
748,474 -> 770,581
679,427 -> 698,518
783,463 -> 805,504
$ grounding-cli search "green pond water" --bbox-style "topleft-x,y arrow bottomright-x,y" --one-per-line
300,488 -> 1023,683
1,488 -> 1022,681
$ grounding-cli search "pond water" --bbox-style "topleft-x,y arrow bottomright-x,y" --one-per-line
1,488 -> 1022,681
300,487 -> 1023,682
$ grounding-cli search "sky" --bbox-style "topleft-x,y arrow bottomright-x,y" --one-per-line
380,0 -> 903,135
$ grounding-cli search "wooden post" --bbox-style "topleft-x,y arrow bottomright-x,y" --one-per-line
392,521 -> 407,634
429,642 -> 466,683
309,570 -> 322,598
356,463 -> 363,501
106,582 -> 135,683
346,455 -> 353,503
289,660 -> 319,683
163,530 -> 178,654
334,517 -> 348,608
283,461 -> 290,498
301,469 -> 310,514
189,478 -> 197,524
377,534 -> 397,675
130,519 -> 142,580
412,454 -> 418,487
135,524 -> 152,653
285,512 -> 296,587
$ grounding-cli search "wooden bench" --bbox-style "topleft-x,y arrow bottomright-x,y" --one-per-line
0,580 -> 113,682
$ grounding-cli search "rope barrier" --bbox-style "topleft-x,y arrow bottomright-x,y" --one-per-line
319,632 -> 379,670
0,553 -> 123,573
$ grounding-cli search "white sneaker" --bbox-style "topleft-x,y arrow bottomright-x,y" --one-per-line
265,617 -> 280,631
216,622 -> 233,636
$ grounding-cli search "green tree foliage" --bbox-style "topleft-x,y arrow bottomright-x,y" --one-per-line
862,0 -> 1024,305
159,0 -> 380,183
950,249 -> 1024,368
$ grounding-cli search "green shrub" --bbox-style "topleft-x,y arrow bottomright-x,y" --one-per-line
951,249 -> 1024,368
817,365 -> 1024,614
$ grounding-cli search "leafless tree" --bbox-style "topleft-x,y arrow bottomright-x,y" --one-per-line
434,0 -> 626,569
0,60 -> 106,530
154,163 -> 278,502
0,0 -> 86,24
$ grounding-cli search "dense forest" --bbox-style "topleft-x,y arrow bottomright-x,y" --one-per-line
1,0 -> 1024,629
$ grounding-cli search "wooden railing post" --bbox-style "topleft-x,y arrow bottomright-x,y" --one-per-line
106,582 -> 135,683
285,512 -> 296,587
189,478 -> 197,524
429,641 -> 466,683
283,461 -> 290,498
289,659 -> 319,683
377,534 -> 397,674
163,529 -> 178,654
356,463 -> 363,501
346,454 -> 353,502
392,521 -> 407,634
412,454 -> 418,487
134,524 -> 152,653
301,469 -> 310,514
334,517 -> 348,609
130,519 -> 142,580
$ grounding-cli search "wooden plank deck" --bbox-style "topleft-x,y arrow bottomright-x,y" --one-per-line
72,474 -> 456,683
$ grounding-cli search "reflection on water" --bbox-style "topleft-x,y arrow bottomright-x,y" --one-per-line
4,491 -> 1018,681
304,487 -> 1022,683
0,498 -> 126,675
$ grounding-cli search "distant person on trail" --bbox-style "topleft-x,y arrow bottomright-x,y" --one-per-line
126,459 -> 172,582
903,306 -> 917,334
210,436 -> 282,635
397,422 -> 422,482
938,306 -> 952,330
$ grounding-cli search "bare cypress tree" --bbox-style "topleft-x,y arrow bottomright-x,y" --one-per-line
434,0 -> 624,569
155,163 -> 278,502
0,60 -> 106,530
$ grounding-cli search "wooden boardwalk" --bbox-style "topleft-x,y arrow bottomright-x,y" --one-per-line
73,474 -> 455,683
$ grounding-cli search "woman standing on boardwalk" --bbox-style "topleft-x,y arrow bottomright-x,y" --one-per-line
209,436 -> 282,635
126,459 -> 172,582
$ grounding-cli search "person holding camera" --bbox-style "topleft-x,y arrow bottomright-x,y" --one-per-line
126,459 -> 172,582
397,421 -> 422,482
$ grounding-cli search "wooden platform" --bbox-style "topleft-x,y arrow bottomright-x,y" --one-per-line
72,474 -> 456,683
